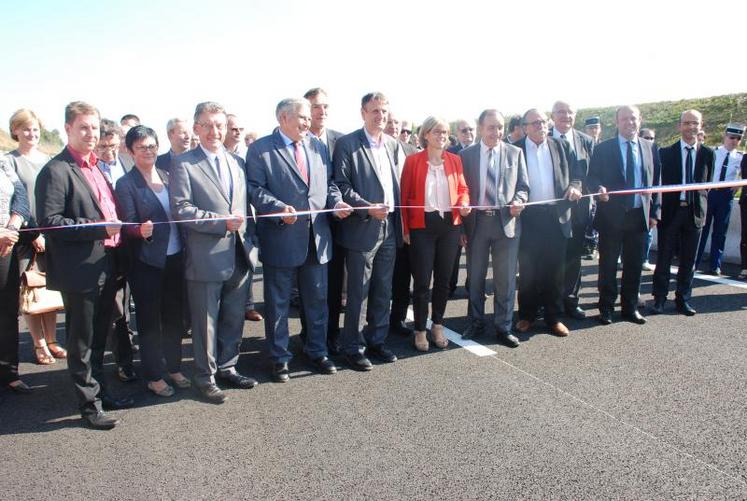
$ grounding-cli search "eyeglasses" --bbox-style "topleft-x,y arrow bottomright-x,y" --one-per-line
430,129 -> 450,136
641,136 -> 655,141
460,127 -> 475,134
96,143 -> 119,151
197,122 -> 226,131
524,120 -> 547,128
401,129 -> 411,135
134,144 -> 158,152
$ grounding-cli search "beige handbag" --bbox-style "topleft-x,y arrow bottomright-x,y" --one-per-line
20,256 -> 64,315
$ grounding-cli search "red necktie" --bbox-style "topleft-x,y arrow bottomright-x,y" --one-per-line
294,141 -> 308,184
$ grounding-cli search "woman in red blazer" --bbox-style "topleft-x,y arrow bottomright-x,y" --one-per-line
400,116 -> 470,351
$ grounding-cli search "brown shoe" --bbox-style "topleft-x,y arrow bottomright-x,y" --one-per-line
549,322 -> 570,337
429,324 -> 449,349
515,320 -> 533,333
245,310 -> 263,321
413,331 -> 429,352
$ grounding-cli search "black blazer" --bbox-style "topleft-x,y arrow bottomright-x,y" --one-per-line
35,148 -> 117,292
115,167 -> 177,269
655,140 -> 714,228
155,151 -> 175,172
740,155 -> 747,205
514,136 -> 581,238
551,129 -> 595,227
586,136 -> 658,232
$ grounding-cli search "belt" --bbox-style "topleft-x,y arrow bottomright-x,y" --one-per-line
679,201 -> 689,207
478,210 -> 499,216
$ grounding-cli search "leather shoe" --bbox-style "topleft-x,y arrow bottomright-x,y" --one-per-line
549,322 -> 570,337
244,309 -> 263,321
649,299 -> 665,315
310,356 -> 337,375
598,309 -> 613,325
272,362 -> 290,382
622,310 -> 647,324
197,383 -> 227,404
218,371 -> 258,389
367,344 -> 397,363
6,380 -> 32,394
100,393 -> 135,410
389,320 -> 413,337
84,411 -> 119,430
345,353 -> 373,372
117,366 -> 137,383
676,301 -> 696,316
461,322 -> 483,340
515,319 -> 533,333
497,330 -> 520,348
565,306 -> 586,320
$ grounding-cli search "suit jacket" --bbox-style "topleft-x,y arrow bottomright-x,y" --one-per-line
514,136 -> 581,238
740,154 -> 747,205
155,151 -> 175,172
333,128 -> 403,251
586,136 -> 658,232
247,130 -> 342,267
35,148 -> 117,292
400,150 -> 470,236
460,142 -> 529,239
169,146 -> 257,282
551,128 -> 595,227
115,166 -> 178,269
325,129 -> 345,159
655,140 -> 714,228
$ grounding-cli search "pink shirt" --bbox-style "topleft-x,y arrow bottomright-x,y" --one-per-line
67,146 -> 120,248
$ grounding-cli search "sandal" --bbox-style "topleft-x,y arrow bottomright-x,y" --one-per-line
46,341 -> 67,359
413,331 -> 429,352
34,345 -> 56,365
429,324 -> 449,349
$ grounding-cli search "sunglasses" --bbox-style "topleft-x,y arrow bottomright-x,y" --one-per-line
460,127 -> 474,134
401,129 -> 411,135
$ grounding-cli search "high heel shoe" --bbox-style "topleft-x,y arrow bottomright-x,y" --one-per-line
46,341 -> 67,359
34,345 -> 55,365
429,324 -> 449,349
413,331 -> 429,352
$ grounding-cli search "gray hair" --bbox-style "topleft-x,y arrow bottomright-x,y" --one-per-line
193,101 -> 225,123
275,98 -> 310,121
166,118 -> 189,133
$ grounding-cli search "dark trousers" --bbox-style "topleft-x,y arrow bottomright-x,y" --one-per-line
0,252 -> 20,385
128,253 -> 185,382
390,244 -> 411,325
408,212 -> 460,331
653,206 -> 702,302
563,223 -> 586,310
108,280 -> 134,370
90,271 -> 124,389
326,237 -> 346,342
597,208 -> 646,313
741,201 -> 747,270
518,206 -> 566,324
696,189 -> 734,271
448,245 -> 464,293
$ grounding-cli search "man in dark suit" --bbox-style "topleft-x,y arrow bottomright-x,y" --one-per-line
550,100 -> 595,320
334,92 -> 402,371
740,154 -> 747,280
460,109 -> 529,347
587,105 -> 658,325
447,119 -> 475,154
247,97 -> 351,382
35,101 -> 132,430
651,109 -> 714,316
170,101 -> 259,403
514,109 -> 582,337
155,118 -> 191,172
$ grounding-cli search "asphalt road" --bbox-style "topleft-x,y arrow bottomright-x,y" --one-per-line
1,257 -> 746,500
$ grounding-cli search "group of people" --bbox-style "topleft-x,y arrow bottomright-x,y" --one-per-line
0,89 -> 744,431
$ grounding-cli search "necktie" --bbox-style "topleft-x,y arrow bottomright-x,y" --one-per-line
625,141 -> 635,208
719,152 -> 729,182
215,155 -> 230,196
486,148 -> 497,206
685,146 -> 694,204
294,141 -> 309,184
560,133 -> 567,141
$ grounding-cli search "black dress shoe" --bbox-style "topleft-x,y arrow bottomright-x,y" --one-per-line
84,411 -> 119,430
100,393 -> 135,410
676,301 -> 696,316
497,330 -> 520,348
345,353 -> 373,372
649,299 -> 665,315
272,362 -> 290,382
367,344 -> 397,363
565,306 -> 586,320
389,320 -> 413,337
310,356 -> 337,375
218,371 -> 258,389
117,366 -> 137,383
598,309 -> 613,325
461,322 -> 483,340
622,310 -> 647,324
197,383 -> 227,404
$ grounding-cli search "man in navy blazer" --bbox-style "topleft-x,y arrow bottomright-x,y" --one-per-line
156,118 -> 191,172
247,97 -> 351,382
334,92 -> 403,371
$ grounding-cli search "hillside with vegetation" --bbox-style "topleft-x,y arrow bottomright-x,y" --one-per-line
0,127 -> 64,155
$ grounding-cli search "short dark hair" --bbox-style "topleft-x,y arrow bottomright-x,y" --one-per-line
125,125 -> 159,151
361,92 -> 388,109
507,114 -> 522,132
120,114 -> 140,125
304,87 -> 327,100
477,109 -> 503,126
99,118 -> 123,139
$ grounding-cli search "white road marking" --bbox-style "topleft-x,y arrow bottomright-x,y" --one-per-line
405,309 -> 497,357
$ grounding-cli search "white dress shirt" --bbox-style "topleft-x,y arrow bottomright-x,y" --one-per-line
364,128 -> 396,213
714,145 -> 742,183
525,139 -> 555,203
679,139 -> 698,201
424,161 -> 451,216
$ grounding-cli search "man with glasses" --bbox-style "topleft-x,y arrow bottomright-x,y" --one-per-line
448,119 -> 475,154
696,124 -> 744,275
399,120 -> 414,146
651,110 -> 714,316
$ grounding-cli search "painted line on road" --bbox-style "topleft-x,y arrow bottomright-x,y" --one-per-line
683,266 -> 747,290
405,309 -> 497,357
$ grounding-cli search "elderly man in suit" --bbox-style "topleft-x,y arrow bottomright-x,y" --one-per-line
651,109 -> 714,316
447,119 -> 475,154
35,101 -> 132,430
514,109 -> 582,337
460,109 -> 529,347
170,101 -> 258,404
587,105 -> 658,325
247,97 -> 351,382
334,91 -> 402,371
550,100 -> 596,320
156,118 -> 191,172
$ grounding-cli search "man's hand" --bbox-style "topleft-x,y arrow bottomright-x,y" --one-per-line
565,186 -> 582,201
334,201 -> 353,219
509,201 -> 524,217
0,228 -> 18,257
281,206 -> 297,225
403,234 -> 410,245
32,235 -> 45,253
225,214 -> 244,232
598,186 -> 609,202
140,220 -> 154,239
459,234 -> 468,248
459,203 -> 471,217
368,203 -> 389,220
649,218 -> 658,228
105,220 -> 122,237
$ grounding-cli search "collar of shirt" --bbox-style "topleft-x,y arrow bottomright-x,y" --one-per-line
525,138 -> 548,156
364,127 -> 384,148
618,134 -> 639,149
199,144 -> 226,166
680,138 -> 697,153
67,145 -> 98,169
552,128 -> 574,145
480,140 -> 497,155
278,129 -> 299,149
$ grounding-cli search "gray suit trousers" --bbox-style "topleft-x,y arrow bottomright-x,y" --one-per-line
467,213 -> 519,333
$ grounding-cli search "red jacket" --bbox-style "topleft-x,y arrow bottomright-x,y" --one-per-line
400,149 -> 470,236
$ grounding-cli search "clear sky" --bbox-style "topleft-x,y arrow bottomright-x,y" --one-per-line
3,0 -> 745,150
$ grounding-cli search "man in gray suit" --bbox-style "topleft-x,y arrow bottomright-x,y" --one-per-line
460,110 -> 529,347
170,101 -> 258,404
247,97 -> 351,382
334,91 -> 402,371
